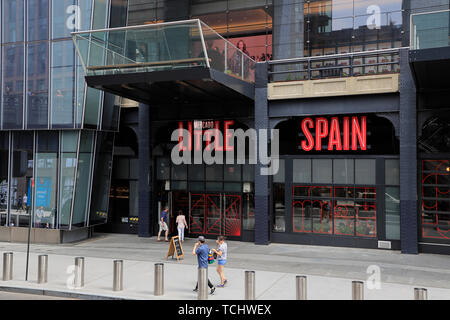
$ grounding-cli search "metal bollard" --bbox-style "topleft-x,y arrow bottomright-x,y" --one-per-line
198,268 -> 208,300
352,281 -> 364,300
2,252 -> 13,281
154,263 -> 164,296
296,276 -> 307,300
113,260 -> 123,291
414,288 -> 428,300
37,255 -> 48,284
74,257 -> 85,288
245,271 -> 256,300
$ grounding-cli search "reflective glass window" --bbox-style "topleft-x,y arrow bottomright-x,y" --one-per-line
2,44 -> 24,129
9,132 -> 34,228
72,131 -> 94,227
34,131 -> 59,229
355,159 -> 376,185
51,41 -> 75,128
385,186 -> 400,240
59,131 -> 78,229
52,0 -> 76,39
312,159 -> 332,184
0,133 -> 9,226
90,132 -> 114,226
3,0 -> 25,43
293,159 -> 311,183
27,42 -> 49,129
333,159 -> 354,185
28,0 -> 49,41
385,159 -> 399,186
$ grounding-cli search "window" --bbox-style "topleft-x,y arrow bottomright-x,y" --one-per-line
3,0 -> 25,43
59,131 -> 78,228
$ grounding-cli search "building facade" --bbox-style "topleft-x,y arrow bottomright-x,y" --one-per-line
0,0 -> 449,254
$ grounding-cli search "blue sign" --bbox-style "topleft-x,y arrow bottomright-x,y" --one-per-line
35,177 -> 51,208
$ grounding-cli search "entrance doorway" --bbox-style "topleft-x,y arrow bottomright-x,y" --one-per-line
170,192 -> 242,238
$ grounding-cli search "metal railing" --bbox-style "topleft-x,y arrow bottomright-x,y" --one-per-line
268,48 -> 404,83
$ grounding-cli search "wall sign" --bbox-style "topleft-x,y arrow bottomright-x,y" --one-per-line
300,116 -> 367,151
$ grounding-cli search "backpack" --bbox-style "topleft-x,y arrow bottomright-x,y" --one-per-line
208,250 -> 215,264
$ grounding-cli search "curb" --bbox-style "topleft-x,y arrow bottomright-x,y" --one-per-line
0,285 -> 131,300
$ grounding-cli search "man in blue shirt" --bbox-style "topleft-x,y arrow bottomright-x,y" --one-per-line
157,206 -> 169,242
192,236 -> 215,295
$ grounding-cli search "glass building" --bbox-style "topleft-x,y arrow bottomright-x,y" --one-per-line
1,0 -> 449,254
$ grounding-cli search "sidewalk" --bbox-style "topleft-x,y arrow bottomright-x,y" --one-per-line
0,233 -> 449,300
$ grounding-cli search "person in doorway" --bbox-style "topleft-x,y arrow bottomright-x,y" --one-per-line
176,210 -> 188,242
157,206 -> 169,242
22,194 -> 28,212
35,206 -> 44,228
192,236 -> 215,295
212,235 -> 228,287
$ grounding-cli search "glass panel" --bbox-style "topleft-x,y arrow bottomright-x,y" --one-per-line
355,200 -> 376,237
243,192 -> 254,230
312,159 -> 332,184
273,159 -> 285,183
0,133 -> 8,226
334,198 -> 355,236
2,44 -> 24,129
224,182 -> 241,192
205,182 -> 222,191
206,165 -> 223,181
34,132 -> 59,229
189,181 -> 204,191
293,200 -> 312,233
242,164 -> 254,182
27,42 -> 49,129
224,164 -> 241,181
72,131 -> 94,227
83,87 -> 102,129
52,0 -> 76,39
90,132 -> 114,226
385,159 -> 399,186
156,158 -> 170,180
312,199 -> 332,234
355,159 -> 376,185
59,131 -> 78,229
333,159 -> 354,184
3,0 -> 25,43
385,186 -> 400,240
172,164 -> 187,180
273,183 -> 285,232
51,41 -> 75,128
293,159 -> 311,184
28,0 -> 49,41
412,11 -> 450,50
189,165 -> 204,181
190,193 -> 205,234
9,132 -> 34,228
223,194 -> 241,237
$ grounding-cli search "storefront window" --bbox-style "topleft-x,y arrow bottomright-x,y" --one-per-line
0,133 -> 9,226
293,158 -> 377,237
421,160 -> 450,242
243,192 -> 255,230
9,132 -> 34,228
72,131 -> 94,227
273,159 -> 285,232
34,131 -> 58,229
385,159 -> 399,240
59,131 -> 78,229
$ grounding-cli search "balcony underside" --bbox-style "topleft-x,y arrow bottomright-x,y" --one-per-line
409,47 -> 450,92
86,66 -> 254,106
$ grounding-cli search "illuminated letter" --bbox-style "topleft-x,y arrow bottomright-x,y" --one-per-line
224,120 -> 234,152
328,117 -> 342,151
315,117 -> 328,151
214,121 -> 224,151
178,122 -> 187,151
352,116 -> 367,151
343,117 -> 350,151
300,118 -> 314,151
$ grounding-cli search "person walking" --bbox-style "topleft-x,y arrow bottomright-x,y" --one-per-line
157,206 -> 169,242
22,194 -> 28,211
212,236 -> 228,287
192,236 -> 215,295
175,210 -> 188,242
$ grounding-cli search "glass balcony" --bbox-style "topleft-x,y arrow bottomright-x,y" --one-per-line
72,19 -> 256,83
411,10 -> 450,50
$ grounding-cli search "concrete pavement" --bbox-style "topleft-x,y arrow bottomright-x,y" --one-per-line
0,233 -> 449,300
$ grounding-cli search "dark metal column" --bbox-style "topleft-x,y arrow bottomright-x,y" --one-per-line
399,48 -> 418,254
138,102 -> 151,237
254,63 -> 269,245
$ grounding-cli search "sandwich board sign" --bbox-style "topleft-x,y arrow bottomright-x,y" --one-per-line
166,236 -> 184,261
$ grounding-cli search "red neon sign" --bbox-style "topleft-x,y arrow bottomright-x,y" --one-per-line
300,116 -> 367,151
